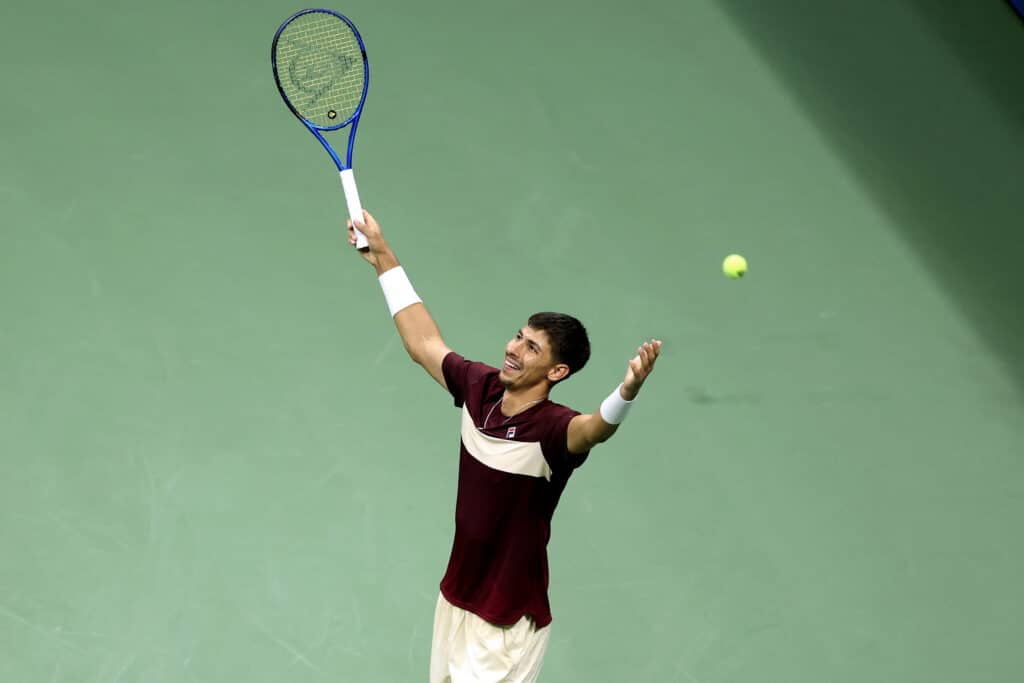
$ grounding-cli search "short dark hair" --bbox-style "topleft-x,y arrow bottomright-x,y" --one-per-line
527,312 -> 590,382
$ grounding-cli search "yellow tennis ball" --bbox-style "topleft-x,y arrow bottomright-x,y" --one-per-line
723,254 -> 747,279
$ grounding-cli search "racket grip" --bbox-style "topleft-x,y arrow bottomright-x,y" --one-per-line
340,169 -> 368,250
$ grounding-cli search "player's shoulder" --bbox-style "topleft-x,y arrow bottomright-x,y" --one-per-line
537,398 -> 582,422
531,399 -> 588,462
445,351 -> 497,370
443,351 -> 500,383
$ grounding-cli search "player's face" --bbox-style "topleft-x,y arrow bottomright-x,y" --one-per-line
500,326 -> 565,389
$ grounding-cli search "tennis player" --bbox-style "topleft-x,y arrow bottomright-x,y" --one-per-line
348,210 -> 661,682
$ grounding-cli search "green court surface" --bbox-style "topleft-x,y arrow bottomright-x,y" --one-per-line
2,1 -> 1022,681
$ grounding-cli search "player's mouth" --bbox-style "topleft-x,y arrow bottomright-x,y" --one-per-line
503,357 -> 521,372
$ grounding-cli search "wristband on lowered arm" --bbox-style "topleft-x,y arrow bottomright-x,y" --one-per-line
378,266 -> 422,317
599,383 -> 635,425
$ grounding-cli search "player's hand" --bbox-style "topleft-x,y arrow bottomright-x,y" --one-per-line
622,339 -> 661,400
347,209 -> 391,269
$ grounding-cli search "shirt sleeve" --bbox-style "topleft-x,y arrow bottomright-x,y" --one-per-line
441,351 -> 469,407
541,405 -> 590,473
441,351 -> 495,409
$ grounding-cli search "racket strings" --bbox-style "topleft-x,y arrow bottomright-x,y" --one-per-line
274,12 -> 365,127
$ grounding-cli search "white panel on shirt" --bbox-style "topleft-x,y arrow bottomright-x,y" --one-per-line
460,406 -> 552,482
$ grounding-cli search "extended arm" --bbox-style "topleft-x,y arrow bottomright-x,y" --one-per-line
348,210 -> 451,389
567,339 -> 662,454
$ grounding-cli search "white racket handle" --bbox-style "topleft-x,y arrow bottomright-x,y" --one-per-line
340,168 -> 368,250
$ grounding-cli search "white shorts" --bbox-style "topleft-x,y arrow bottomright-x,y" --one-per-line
429,593 -> 551,683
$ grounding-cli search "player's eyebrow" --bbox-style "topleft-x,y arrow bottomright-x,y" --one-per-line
519,328 -> 543,353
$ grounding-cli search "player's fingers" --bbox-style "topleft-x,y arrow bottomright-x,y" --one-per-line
357,209 -> 379,232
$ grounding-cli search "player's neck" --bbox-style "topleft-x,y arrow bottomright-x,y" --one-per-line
501,387 -> 549,415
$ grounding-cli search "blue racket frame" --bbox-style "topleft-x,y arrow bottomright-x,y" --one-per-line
271,8 -> 370,172
1009,0 -> 1024,23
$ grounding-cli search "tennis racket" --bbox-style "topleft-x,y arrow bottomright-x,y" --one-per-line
272,8 -> 371,250
1009,0 -> 1024,22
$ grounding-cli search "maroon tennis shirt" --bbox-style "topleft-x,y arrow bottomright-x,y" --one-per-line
439,351 -> 591,629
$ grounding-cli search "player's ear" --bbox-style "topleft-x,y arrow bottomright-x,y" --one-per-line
547,363 -> 570,383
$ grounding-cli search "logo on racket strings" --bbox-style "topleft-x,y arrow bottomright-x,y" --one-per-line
285,38 -> 357,109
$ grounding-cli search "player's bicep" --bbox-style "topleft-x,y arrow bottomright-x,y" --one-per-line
419,338 -> 452,390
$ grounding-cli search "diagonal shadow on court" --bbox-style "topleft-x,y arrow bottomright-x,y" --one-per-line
715,0 -> 1024,394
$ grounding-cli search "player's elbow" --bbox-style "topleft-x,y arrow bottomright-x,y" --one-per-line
591,421 -> 618,446
402,339 -> 422,363
568,415 -> 617,454
405,336 -> 448,369
406,344 -> 435,371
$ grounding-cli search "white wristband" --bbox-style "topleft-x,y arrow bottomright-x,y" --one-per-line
599,384 -> 634,425
378,266 -> 422,317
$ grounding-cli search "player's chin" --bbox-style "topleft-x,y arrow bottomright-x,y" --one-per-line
500,366 -> 527,387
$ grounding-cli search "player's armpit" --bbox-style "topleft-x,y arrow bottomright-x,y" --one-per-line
567,413 -> 618,454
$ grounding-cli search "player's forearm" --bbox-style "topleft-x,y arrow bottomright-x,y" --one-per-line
570,347 -> 658,453
595,384 -> 634,440
591,384 -> 640,442
375,259 -> 443,364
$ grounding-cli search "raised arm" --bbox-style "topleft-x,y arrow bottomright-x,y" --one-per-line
566,339 -> 662,454
348,210 -> 452,390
